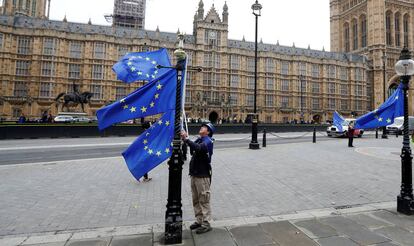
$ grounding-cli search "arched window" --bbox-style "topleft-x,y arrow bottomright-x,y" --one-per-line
344,22 -> 350,52
386,11 -> 392,46
352,19 -> 358,50
360,15 -> 367,48
395,12 -> 401,47
403,14 -> 409,47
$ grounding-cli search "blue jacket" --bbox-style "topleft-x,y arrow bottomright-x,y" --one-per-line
185,136 -> 213,177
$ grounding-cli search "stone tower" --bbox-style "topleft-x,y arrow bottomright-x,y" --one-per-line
330,0 -> 414,114
2,0 -> 48,18
193,0 -> 229,47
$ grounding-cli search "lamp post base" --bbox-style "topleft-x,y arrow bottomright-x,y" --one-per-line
249,142 -> 260,150
164,139 -> 184,244
397,195 -> 414,215
381,135 -> 388,139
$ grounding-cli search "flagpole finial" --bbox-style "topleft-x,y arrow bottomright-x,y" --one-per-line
174,32 -> 187,62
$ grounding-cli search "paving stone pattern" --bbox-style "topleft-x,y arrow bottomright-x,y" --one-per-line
0,137 -> 406,237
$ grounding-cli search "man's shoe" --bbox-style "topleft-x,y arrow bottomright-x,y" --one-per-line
189,222 -> 201,230
195,224 -> 212,234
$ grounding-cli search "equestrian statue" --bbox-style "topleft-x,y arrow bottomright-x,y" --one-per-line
55,91 -> 93,112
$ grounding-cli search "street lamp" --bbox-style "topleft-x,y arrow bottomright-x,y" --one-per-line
249,0 -> 262,150
382,51 -> 388,138
164,33 -> 186,244
395,47 -> 414,215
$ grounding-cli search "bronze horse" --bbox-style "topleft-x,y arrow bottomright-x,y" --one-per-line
55,92 -> 93,112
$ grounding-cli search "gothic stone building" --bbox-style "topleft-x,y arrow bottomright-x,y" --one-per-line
0,0 -> 369,123
331,0 -> 414,115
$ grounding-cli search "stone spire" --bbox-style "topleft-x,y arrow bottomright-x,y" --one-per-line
88,18 -> 92,25
63,14 -> 67,22
198,0 -> 204,20
222,1 -> 228,23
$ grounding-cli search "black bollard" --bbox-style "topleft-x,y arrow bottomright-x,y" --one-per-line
313,126 -> 316,143
375,128 -> 379,139
263,129 -> 267,147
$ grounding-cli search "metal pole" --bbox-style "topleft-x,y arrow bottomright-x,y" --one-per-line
397,48 -> 414,215
249,8 -> 260,150
313,126 -> 316,143
164,60 -> 184,244
163,35 -> 187,243
382,52 -> 388,139
262,128 -> 266,147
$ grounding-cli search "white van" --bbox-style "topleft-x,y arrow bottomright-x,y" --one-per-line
386,116 -> 414,135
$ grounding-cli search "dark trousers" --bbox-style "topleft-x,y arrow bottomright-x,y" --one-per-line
348,136 -> 354,147
144,173 -> 148,179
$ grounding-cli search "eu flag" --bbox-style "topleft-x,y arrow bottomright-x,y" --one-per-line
113,48 -> 171,83
122,109 -> 175,180
333,111 -> 346,132
355,84 -> 404,129
97,69 -> 177,130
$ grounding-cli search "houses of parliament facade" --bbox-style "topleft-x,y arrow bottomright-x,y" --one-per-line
0,0 -> 409,123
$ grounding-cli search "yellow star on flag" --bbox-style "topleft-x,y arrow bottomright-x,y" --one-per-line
141,106 -> 147,113
148,149 -> 153,155
165,121 -> 170,126
130,67 -> 136,72
150,102 -> 155,108
120,98 -> 125,103
165,148 -> 170,154
158,120 -> 163,125
145,57 -> 150,61
146,132 -> 150,136
386,118 -> 392,124
143,139 -> 148,144
152,61 -> 157,65
127,61 -> 132,66
123,104 -> 129,109
137,71 -> 143,75
156,151 -> 161,157
155,94 -> 160,99
144,146 -> 148,150
130,107 -> 136,113
157,84 -> 163,90
378,117 -> 383,122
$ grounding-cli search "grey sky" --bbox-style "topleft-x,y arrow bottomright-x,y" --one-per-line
49,0 -> 330,50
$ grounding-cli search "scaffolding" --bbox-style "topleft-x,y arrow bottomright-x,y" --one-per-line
112,0 -> 146,29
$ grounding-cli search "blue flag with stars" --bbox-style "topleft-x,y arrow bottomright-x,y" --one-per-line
113,48 -> 171,83
355,83 -> 404,129
333,111 -> 346,132
96,69 -> 177,130
122,109 -> 175,180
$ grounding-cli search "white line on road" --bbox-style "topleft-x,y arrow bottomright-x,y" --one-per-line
0,156 -> 124,168
0,143 -> 131,151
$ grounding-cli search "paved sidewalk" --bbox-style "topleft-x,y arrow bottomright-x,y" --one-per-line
1,202 -> 414,246
0,136 -> 406,237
